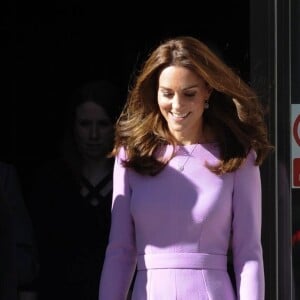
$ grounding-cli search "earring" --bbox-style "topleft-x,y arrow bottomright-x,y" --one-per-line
204,100 -> 209,109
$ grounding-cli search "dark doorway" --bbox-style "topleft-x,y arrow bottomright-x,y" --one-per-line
3,1 -> 250,174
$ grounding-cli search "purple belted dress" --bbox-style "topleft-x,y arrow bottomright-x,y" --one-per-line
99,143 -> 264,300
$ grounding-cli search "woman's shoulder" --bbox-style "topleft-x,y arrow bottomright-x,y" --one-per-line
115,146 -> 128,163
236,148 -> 258,173
246,148 -> 258,164
31,158 -> 75,185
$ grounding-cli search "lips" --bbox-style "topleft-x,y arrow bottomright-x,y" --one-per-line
170,112 -> 190,119
85,144 -> 103,150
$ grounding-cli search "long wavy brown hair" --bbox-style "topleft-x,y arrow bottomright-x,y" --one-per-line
112,36 -> 273,176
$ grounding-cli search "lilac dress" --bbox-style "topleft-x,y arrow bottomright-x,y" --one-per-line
99,143 -> 264,300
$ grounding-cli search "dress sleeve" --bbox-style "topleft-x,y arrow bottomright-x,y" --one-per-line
98,148 -> 137,300
231,150 -> 265,300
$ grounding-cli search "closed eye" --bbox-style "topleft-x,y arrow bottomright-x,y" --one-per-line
79,120 -> 91,127
162,92 -> 173,98
185,92 -> 197,97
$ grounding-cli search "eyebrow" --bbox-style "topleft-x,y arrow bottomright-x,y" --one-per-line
182,84 -> 199,91
159,84 -> 199,91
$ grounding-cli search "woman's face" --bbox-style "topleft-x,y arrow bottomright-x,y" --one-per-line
157,66 -> 211,144
74,101 -> 114,159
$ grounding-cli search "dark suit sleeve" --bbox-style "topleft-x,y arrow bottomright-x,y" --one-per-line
0,163 -> 39,287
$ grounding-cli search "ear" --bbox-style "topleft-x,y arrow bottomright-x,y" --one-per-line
206,84 -> 213,99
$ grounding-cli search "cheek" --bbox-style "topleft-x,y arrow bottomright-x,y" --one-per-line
194,100 -> 205,110
157,97 -> 170,113
75,127 -> 89,141
190,97 -> 205,111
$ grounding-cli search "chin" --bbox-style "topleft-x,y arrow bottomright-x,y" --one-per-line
84,149 -> 105,157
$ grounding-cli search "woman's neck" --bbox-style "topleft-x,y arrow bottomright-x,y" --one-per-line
175,124 -> 215,145
81,157 -> 113,185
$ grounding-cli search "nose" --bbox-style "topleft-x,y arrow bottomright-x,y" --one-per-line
172,94 -> 184,110
89,124 -> 100,140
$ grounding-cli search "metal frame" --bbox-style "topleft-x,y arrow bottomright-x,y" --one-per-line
250,0 -> 292,299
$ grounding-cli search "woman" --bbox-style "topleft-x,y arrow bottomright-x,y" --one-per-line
99,36 -> 273,299
28,79 -> 122,300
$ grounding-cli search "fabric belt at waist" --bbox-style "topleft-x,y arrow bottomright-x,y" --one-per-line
137,253 -> 227,271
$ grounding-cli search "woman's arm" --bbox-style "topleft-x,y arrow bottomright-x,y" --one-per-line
232,150 -> 265,300
99,148 -> 137,300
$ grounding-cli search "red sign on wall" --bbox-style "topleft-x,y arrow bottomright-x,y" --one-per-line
292,105 -> 300,188
293,114 -> 300,146
294,158 -> 300,187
